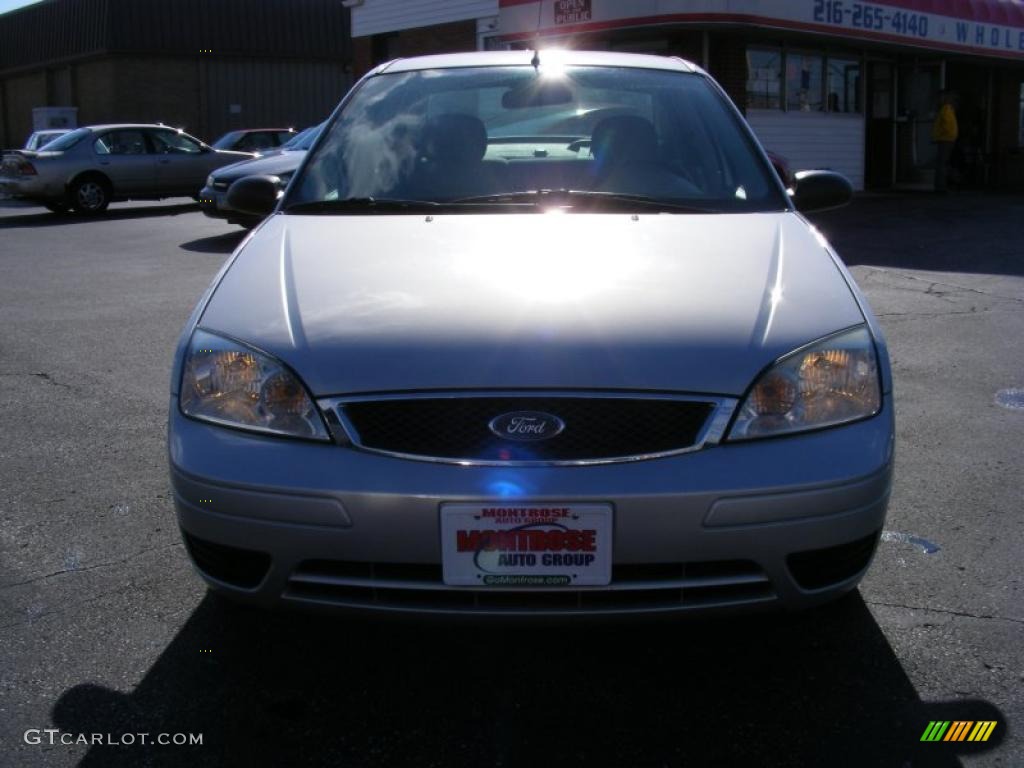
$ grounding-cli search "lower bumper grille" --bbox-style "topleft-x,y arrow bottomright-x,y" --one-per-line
183,532 -> 270,589
284,559 -> 776,613
787,530 -> 881,590
333,394 -> 721,464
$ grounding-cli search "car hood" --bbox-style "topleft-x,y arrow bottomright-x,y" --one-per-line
213,148 -> 258,162
213,151 -> 305,182
199,212 -> 864,397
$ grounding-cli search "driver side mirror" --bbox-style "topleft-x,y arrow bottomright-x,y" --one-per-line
789,170 -> 853,213
226,175 -> 282,217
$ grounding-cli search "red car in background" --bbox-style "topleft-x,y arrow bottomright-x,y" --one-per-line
210,128 -> 296,154
766,150 -> 794,188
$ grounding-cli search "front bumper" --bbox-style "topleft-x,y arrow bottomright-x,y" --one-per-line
197,185 -> 230,219
198,184 -> 260,226
169,394 -> 894,616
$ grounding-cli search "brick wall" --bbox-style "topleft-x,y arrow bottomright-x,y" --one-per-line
71,58 -> 116,128
353,19 -> 477,77
111,56 -> 202,134
2,70 -> 46,147
1,53 -> 351,148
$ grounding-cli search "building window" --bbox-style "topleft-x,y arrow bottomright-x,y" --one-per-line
748,48 -> 861,114
747,48 -> 782,110
786,52 -> 824,112
827,57 -> 861,113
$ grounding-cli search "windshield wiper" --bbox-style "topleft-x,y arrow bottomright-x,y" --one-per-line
283,196 -> 540,214
283,197 -> 446,214
453,190 -> 722,213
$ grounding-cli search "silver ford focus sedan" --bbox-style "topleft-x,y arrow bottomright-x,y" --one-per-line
169,51 -> 894,617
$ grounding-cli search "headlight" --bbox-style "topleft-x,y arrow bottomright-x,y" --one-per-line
728,326 -> 881,441
179,329 -> 329,441
205,174 -> 215,188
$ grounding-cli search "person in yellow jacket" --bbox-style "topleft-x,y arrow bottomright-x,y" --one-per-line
932,90 -> 958,192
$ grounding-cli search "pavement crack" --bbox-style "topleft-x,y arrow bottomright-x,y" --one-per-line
866,598 -> 1024,625
0,541 -> 183,590
0,586 -> 136,632
860,267 -> 1024,305
876,307 -> 1023,318
0,371 -> 74,389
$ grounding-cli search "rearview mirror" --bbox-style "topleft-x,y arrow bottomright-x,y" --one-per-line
226,175 -> 281,217
502,80 -> 575,109
789,170 -> 853,213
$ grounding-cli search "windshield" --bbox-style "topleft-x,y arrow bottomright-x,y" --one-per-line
287,65 -> 786,214
39,127 -> 90,152
283,124 -> 324,151
211,131 -> 242,150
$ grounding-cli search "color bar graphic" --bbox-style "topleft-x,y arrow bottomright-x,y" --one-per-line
921,721 -> 997,742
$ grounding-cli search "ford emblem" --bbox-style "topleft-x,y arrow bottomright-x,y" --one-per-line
488,411 -> 565,442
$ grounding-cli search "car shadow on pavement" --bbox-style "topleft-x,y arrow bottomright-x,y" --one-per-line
179,231 -> 247,254
50,592 -> 1004,767
809,193 -> 1024,278
0,203 -> 199,228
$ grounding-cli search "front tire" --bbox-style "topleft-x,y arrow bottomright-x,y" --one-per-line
70,176 -> 110,215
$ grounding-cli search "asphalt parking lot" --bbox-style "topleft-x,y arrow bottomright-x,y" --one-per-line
0,194 -> 1021,767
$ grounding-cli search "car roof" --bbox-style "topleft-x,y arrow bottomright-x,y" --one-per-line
376,50 -> 700,75
222,128 -> 295,134
81,124 -> 187,132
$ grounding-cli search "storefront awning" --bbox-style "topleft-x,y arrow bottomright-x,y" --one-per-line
497,0 -> 1024,60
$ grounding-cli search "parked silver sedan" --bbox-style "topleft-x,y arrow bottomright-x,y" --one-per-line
0,124 -> 252,214
170,51 -> 893,617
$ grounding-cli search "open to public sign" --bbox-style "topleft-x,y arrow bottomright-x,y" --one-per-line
555,0 -> 592,26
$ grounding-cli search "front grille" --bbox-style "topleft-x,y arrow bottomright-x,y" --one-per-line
339,396 -> 715,463
284,559 -> 776,614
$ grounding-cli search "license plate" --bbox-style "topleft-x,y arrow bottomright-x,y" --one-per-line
440,503 -> 612,587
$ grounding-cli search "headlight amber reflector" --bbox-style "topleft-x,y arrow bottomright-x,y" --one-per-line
180,329 -> 329,441
729,326 -> 882,440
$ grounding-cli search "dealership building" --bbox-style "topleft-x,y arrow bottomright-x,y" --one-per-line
0,0 -> 353,149
350,0 -> 1024,190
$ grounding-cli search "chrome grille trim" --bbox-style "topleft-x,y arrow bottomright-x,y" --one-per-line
315,391 -> 739,466
283,558 -> 777,614
287,571 -> 770,592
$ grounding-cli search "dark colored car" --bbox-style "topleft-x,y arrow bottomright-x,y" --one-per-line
766,150 -> 794,187
210,128 -> 296,154
198,124 -> 323,227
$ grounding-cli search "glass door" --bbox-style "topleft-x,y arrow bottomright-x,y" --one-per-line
865,60 -> 894,188
895,62 -> 941,187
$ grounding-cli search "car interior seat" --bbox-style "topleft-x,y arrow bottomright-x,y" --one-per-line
409,113 -> 507,200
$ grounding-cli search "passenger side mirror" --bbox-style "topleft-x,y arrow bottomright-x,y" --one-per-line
789,170 -> 853,213
226,175 -> 282,217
